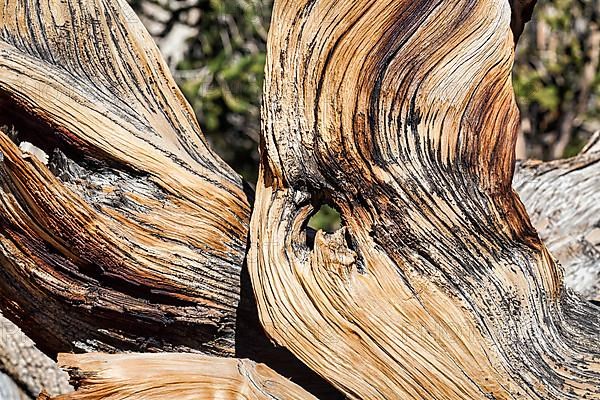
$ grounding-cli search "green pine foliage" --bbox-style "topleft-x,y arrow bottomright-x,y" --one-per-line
513,0 -> 599,158
174,0 -> 272,182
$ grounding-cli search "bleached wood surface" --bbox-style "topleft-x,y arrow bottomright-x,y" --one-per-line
515,133 -> 600,301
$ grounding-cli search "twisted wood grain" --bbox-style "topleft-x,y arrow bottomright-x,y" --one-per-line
0,1 -> 344,398
0,0 -> 250,355
249,0 -> 600,398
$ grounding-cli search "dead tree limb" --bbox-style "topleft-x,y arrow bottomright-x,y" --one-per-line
0,0 -> 250,356
248,0 -> 600,398
43,353 -> 315,400
0,372 -> 29,400
515,132 -> 600,302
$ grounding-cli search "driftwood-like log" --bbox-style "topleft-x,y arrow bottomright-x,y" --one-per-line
0,0 -> 250,356
516,133 -> 600,302
41,353 -> 315,400
249,0 -> 600,398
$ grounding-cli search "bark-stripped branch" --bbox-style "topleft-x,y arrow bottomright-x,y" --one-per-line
249,0 -> 600,398
0,0 -> 250,356
41,353 -> 316,400
0,372 -> 29,400
516,132 -> 600,302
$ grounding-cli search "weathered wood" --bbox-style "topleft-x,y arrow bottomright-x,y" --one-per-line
249,0 -> 600,398
45,353 -> 316,400
0,0 -> 250,356
0,1 -> 342,398
515,132 -> 600,301
2,0 -> 599,398
0,313 -> 70,398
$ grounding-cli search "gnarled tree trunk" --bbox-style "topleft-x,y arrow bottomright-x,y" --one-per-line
0,0 -> 249,355
0,0 -> 598,399
247,0 -> 600,398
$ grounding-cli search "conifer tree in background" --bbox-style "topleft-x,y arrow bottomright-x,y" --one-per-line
131,0 -> 600,173
514,0 -> 600,159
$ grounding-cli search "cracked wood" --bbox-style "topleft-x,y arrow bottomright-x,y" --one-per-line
249,0 -> 600,398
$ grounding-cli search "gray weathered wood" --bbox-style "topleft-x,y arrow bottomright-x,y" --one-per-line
515,132 -> 600,301
0,314 -> 70,398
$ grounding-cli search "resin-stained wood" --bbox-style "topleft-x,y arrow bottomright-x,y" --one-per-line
0,1 -> 343,398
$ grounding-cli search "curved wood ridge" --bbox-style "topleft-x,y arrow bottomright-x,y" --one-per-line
0,0 -> 250,356
515,133 -> 600,302
45,353 -> 316,400
249,0 -> 600,398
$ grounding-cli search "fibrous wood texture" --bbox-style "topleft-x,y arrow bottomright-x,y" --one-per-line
249,0 -> 600,398
515,133 -> 600,302
0,0 -> 250,355
43,353 -> 315,400
0,313 -> 70,398
2,0 -> 600,399
0,0 -> 342,398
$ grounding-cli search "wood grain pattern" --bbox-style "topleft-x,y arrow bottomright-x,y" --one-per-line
1,0 -> 599,398
0,0 -> 250,355
0,312 -> 70,398
0,1 -> 345,398
46,353 -> 316,400
249,0 -> 600,398
516,133 -> 600,302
